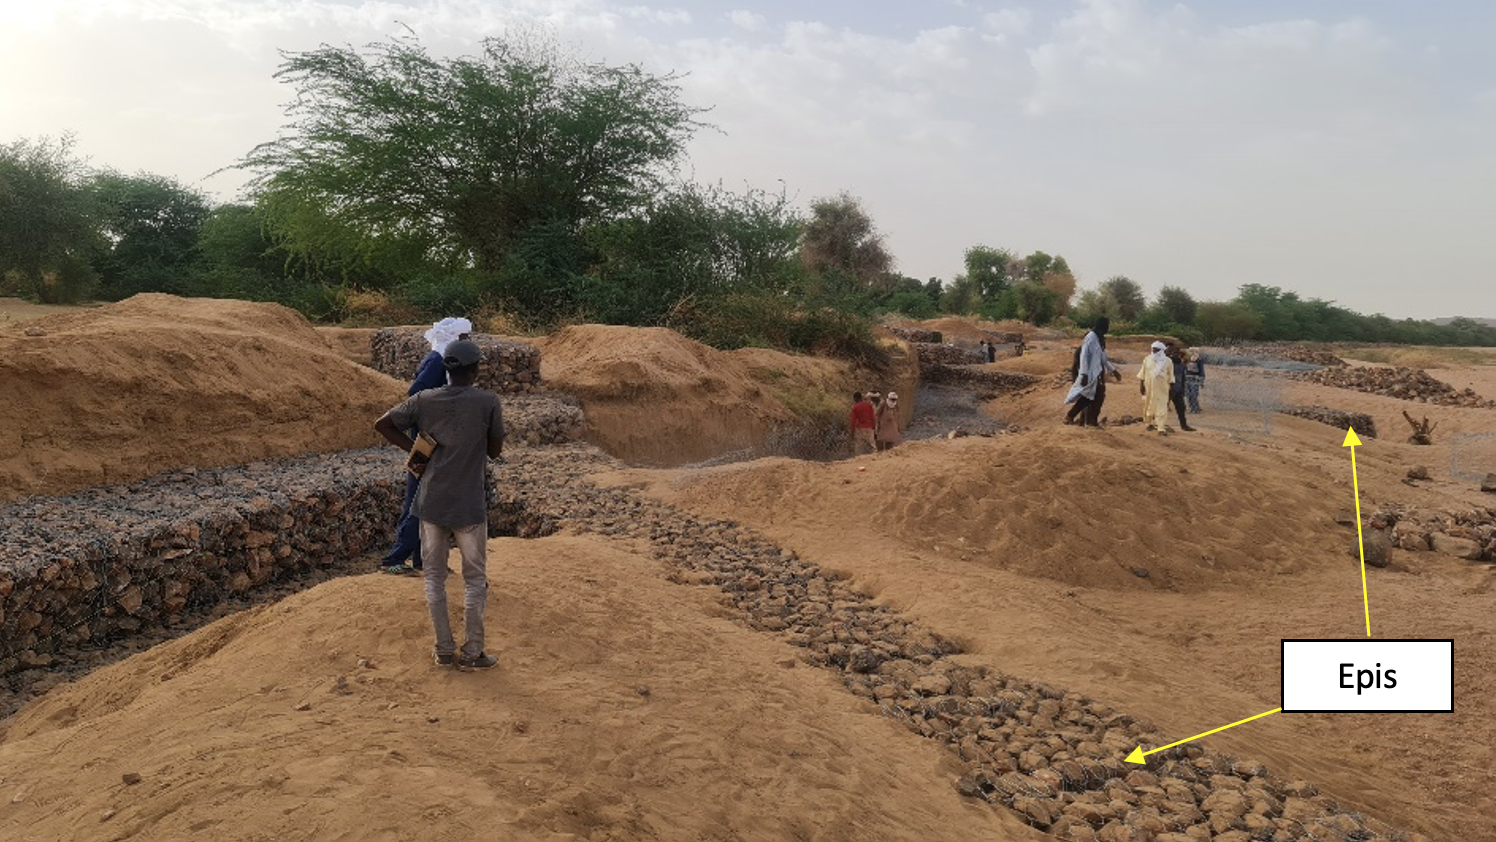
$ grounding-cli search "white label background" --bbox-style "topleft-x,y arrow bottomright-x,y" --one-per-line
1282,640 -> 1452,712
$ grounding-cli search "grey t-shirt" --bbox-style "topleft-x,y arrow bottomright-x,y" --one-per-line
382,386 -> 504,528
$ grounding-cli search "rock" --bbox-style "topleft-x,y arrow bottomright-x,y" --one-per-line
23,326 -> 47,337
1360,527 -> 1392,568
121,772 -> 142,786
1432,533 -> 1484,561
1130,567 -> 1150,579
912,673 -> 951,696
1201,789 -> 1248,817
1483,473 -> 1496,493
1407,466 -> 1430,481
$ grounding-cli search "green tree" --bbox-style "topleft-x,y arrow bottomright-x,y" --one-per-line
800,192 -> 893,295
89,171 -> 211,299
0,135 -> 100,302
1195,302 -> 1263,340
1098,275 -> 1146,321
585,182 -> 804,323
963,245 -> 1012,299
237,33 -> 705,314
1154,285 -> 1198,325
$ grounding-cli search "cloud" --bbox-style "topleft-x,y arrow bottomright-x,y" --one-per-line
727,9 -> 766,33
0,0 -> 1489,316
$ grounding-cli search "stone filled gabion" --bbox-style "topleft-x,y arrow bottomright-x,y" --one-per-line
888,326 -> 943,344
504,393 -> 586,446
0,450 -> 521,677
0,450 -> 403,675
922,362 -> 1043,395
1292,366 -> 1495,408
916,342 -> 985,367
371,328 -> 542,394
1281,405 -> 1378,438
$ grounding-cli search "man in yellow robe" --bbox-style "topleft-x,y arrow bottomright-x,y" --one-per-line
1137,341 -> 1175,432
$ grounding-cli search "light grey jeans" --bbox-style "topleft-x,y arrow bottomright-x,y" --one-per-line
419,520 -> 489,658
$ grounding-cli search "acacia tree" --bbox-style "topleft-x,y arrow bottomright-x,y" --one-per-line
799,192 -> 892,295
238,34 -> 706,306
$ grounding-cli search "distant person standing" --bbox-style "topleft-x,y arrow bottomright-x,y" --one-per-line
375,339 -> 505,670
977,340 -> 989,362
1064,317 -> 1120,427
1165,343 -> 1195,432
1137,341 -> 1175,432
876,391 -> 904,450
850,392 -> 876,455
985,339 -> 997,363
379,316 -> 473,575
1184,349 -> 1206,413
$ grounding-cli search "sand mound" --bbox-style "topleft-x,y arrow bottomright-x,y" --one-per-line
533,325 -> 862,465
0,534 -> 1037,842
646,428 -> 1347,592
0,294 -> 405,502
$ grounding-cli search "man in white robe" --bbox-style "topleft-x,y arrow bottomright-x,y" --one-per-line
1137,341 -> 1175,432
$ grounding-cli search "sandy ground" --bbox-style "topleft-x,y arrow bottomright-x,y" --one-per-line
609,372 -> 1496,839
0,535 -> 1040,842
0,296 -> 97,325
6,303 -> 1495,840
532,325 -> 891,465
0,294 -> 405,502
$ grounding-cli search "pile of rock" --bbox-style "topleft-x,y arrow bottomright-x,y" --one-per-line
1292,366 -> 1495,408
922,364 -> 1042,396
1280,406 -> 1378,438
915,342 -> 985,367
503,394 -> 585,446
1377,505 -> 1496,561
1218,342 -> 1347,367
888,326 -> 943,344
371,328 -> 542,394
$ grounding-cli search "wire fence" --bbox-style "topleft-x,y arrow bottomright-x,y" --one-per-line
1450,432 -> 1496,482
1185,369 -> 1288,438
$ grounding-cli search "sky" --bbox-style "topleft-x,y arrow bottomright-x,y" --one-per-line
2,0 -> 1493,319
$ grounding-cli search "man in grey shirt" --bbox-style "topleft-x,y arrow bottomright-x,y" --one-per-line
375,340 -> 505,670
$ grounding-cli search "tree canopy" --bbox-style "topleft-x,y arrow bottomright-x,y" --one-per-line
239,34 -> 706,281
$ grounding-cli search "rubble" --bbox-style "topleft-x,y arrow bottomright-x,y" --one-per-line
371,328 -> 542,394
1291,366 -> 1496,408
1280,406 -> 1378,438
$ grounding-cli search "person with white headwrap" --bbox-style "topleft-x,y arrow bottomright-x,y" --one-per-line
875,391 -> 904,450
1137,340 -> 1175,432
379,316 -> 473,574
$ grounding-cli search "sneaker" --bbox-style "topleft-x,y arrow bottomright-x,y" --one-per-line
456,652 -> 498,671
433,651 -> 455,667
380,564 -> 418,576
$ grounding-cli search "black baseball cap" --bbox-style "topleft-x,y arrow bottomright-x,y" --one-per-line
443,339 -> 481,369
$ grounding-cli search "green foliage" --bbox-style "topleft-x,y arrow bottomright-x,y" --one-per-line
886,290 -> 937,318
964,245 -> 1012,299
1098,276 -> 1146,321
90,171 -> 211,299
238,33 -> 704,286
0,135 -> 100,303
670,293 -> 888,368
1195,301 -> 1264,340
1154,285 -> 1197,325
800,192 -> 892,295
585,182 -> 804,324
939,274 -> 982,314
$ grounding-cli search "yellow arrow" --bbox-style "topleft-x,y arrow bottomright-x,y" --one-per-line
1125,707 -> 1283,764
1343,427 -> 1371,637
